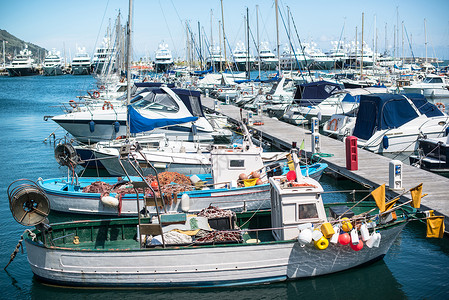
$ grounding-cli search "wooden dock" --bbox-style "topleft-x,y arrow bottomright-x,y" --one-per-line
202,97 -> 449,232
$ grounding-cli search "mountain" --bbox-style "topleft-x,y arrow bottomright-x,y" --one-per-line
0,29 -> 47,64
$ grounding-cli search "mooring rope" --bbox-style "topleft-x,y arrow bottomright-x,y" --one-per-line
4,229 -> 36,270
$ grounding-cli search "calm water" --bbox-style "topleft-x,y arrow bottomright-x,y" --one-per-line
0,75 -> 449,299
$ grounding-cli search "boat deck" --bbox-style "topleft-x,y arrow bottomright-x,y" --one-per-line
202,96 -> 449,232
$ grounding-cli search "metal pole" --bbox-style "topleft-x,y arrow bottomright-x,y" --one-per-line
220,0 -> 227,71
275,0 -> 280,74
126,0 -> 132,138
256,5 -> 260,79
360,13 -> 364,77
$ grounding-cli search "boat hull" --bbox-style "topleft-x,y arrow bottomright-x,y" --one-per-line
6,67 -> 39,77
43,66 -> 64,76
25,222 -> 405,287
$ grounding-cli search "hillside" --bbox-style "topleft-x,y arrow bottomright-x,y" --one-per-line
0,29 -> 47,64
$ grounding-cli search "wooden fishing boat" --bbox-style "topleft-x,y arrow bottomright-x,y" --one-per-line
9,173 -> 415,288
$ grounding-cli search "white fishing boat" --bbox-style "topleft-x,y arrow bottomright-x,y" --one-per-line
403,74 -> 449,98
8,159 -> 428,287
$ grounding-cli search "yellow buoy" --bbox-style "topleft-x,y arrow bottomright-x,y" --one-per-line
314,236 -> 329,250
341,217 -> 353,232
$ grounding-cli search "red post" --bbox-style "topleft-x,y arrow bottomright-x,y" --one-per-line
345,136 -> 358,170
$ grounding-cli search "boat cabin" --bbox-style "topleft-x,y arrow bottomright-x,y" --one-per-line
270,176 -> 326,240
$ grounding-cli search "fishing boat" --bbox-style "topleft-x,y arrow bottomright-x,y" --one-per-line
7,157 -> 431,288
38,130 -> 325,215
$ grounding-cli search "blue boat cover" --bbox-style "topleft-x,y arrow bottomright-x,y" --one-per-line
352,93 -> 442,141
293,81 -> 343,105
135,82 -> 175,88
128,105 -> 198,134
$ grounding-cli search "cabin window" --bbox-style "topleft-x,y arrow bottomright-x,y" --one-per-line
297,203 -> 318,220
229,159 -> 245,169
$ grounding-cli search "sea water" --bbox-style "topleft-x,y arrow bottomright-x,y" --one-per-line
0,75 -> 448,299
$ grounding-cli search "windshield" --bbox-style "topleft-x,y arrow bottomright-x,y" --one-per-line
132,92 -> 179,113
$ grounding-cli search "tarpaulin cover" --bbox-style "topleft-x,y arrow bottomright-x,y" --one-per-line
352,93 -> 433,141
293,81 -> 343,106
128,105 -> 197,134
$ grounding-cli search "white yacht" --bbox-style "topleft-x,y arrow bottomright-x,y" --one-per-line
154,43 -> 174,73
279,45 -> 312,70
303,42 -> 334,70
91,37 -> 116,74
6,44 -> 38,77
352,93 -> 448,153
71,47 -> 92,75
258,42 -> 277,70
232,41 -> 254,72
42,49 -> 64,76
52,86 -> 218,143
206,45 -> 225,71
403,74 -> 449,98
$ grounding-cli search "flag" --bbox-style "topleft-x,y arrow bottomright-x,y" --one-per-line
371,184 -> 386,212
299,140 -> 305,151
385,197 -> 399,211
426,216 -> 445,238
410,183 -> 427,209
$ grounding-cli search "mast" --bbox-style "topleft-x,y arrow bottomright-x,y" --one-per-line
256,4 -> 260,79
360,12 -> 364,77
198,21 -> 202,70
275,0 -> 280,74
220,0 -> 227,72
125,0 -> 133,138
424,18 -> 428,64
246,7 -> 250,80
354,26 -> 357,70
401,21 -> 404,67
219,20 -> 223,72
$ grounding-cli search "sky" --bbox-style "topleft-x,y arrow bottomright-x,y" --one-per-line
1,0 -> 448,60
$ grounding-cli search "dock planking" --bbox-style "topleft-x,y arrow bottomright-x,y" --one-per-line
202,96 -> 449,232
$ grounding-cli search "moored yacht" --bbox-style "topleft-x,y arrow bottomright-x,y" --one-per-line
232,41 -> 254,72
71,47 -> 92,75
42,49 -> 64,76
6,44 -> 39,77
258,42 -> 278,70
303,42 -> 334,70
51,86 -> 218,143
91,37 -> 116,74
206,45 -> 225,71
154,43 -> 174,73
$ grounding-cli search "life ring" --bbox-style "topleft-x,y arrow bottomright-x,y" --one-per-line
435,102 -> 446,113
119,77 -> 125,83
319,77 -> 323,81
69,100 -> 77,108
102,101 -> 113,110
116,135 -> 126,140
218,89 -> 223,93
242,91 -> 249,95
327,118 -> 338,131
99,85 -> 105,90
93,91 -> 100,99
266,94 -> 273,100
